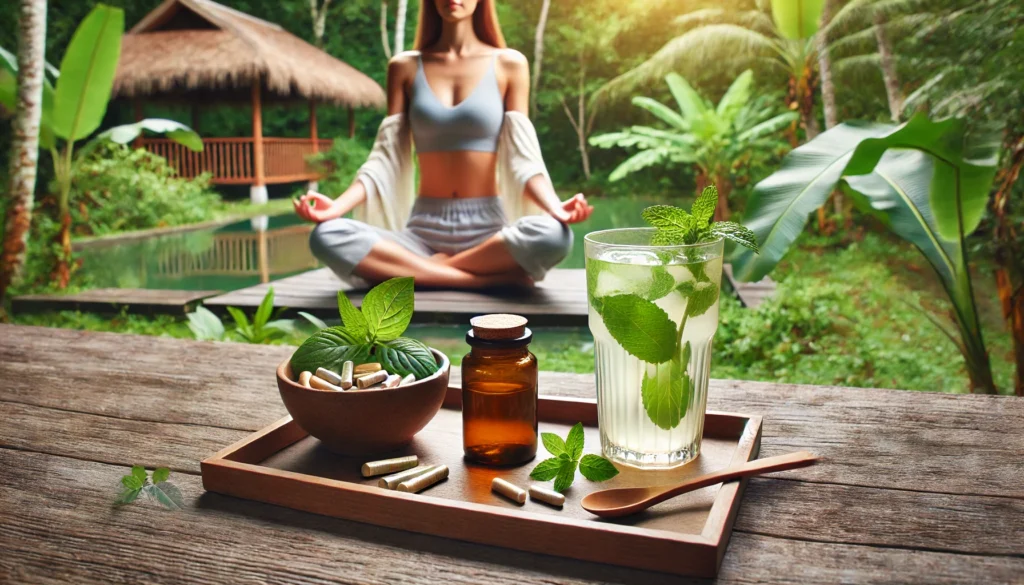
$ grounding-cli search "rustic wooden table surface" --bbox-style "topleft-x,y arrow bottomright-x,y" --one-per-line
1,325 -> 1022,584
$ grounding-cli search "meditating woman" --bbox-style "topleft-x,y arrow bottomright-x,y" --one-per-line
294,0 -> 593,288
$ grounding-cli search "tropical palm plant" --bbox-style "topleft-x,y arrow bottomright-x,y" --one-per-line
595,0 -> 826,141
0,4 -> 202,287
589,70 -> 796,220
731,114 -> 1004,394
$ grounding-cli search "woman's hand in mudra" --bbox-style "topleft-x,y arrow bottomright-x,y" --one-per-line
554,193 -> 594,225
294,191 -> 342,223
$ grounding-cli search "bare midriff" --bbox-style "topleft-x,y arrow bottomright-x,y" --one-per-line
417,151 -> 499,198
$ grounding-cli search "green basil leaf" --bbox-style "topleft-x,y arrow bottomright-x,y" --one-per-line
578,454 -> 620,482
641,358 -> 691,430
529,457 -> 563,481
120,473 -> 144,491
600,294 -> 678,363
565,423 -> 585,462
676,280 -> 720,317
541,432 -> 567,457
151,467 -> 170,484
361,277 -> 415,341
377,337 -> 439,379
290,327 -> 373,375
131,465 -> 147,484
114,487 -> 141,506
337,291 -> 368,341
553,459 -> 578,493
145,482 -> 184,511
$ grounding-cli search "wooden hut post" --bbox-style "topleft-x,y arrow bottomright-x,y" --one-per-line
250,77 -> 268,204
132,100 -> 143,148
348,106 -> 355,139
308,101 -> 320,192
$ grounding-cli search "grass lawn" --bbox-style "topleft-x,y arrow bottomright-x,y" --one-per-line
10,232 -> 1017,395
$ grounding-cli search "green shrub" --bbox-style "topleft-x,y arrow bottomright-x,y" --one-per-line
305,137 -> 371,197
69,143 -> 221,237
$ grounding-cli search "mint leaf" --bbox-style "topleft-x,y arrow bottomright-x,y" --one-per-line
642,266 -> 676,301
361,277 -> 414,342
145,482 -> 184,511
530,457 -> 563,481
579,454 -> 619,482
290,327 -> 373,375
337,291 -> 369,341
121,473 -> 144,491
553,459 -> 578,493
541,432 -> 566,457
642,205 -> 693,236
115,488 -> 141,505
710,221 -> 760,253
376,336 -> 439,379
565,423 -> 585,461
151,467 -> 170,484
131,465 -> 147,485
691,185 -> 718,228
641,358 -> 691,430
676,280 -> 720,317
600,294 -> 678,364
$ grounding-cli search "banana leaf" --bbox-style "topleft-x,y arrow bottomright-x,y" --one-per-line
52,4 -> 124,142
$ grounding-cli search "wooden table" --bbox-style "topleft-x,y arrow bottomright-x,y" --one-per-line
1,325 -> 1021,584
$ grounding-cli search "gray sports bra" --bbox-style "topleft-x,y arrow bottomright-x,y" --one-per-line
409,54 -> 504,153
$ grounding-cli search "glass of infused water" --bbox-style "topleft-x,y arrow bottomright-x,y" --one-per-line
585,228 -> 724,468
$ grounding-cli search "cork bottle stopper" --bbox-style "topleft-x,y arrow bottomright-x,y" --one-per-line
470,314 -> 528,340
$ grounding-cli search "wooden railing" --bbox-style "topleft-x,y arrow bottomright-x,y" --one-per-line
154,224 -> 319,283
140,137 -> 333,185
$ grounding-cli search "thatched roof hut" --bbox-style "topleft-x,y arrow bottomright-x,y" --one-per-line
113,0 -> 385,107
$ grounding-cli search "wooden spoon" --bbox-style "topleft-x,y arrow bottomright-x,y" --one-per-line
581,451 -> 819,518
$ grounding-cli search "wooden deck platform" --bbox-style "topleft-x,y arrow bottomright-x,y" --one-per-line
204,268 -> 589,326
204,265 -> 777,326
11,288 -> 220,316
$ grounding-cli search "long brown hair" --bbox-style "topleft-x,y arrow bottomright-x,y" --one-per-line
414,0 -> 507,50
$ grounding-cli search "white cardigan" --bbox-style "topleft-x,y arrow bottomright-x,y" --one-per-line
353,111 -> 549,232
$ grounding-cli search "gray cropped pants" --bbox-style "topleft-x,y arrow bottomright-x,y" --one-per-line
309,196 -> 572,281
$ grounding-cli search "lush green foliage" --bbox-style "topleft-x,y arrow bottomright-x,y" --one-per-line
70,144 -> 220,237
591,71 -> 795,216
303,137 -> 372,200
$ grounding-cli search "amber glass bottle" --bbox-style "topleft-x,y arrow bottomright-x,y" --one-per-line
462,316 -> 538,466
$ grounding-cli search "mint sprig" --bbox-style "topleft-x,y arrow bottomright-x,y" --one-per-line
290,277 -> 441,379
529,423 -> 619,492
115,465 -> 184,510
642,185 -> 760,252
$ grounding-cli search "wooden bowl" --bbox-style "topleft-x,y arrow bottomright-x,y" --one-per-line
276,349 -> 450,456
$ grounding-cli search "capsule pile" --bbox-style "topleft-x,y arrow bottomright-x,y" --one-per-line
297,361 -> 418,391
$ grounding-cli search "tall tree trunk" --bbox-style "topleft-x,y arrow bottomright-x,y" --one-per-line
0,0 -> 47,308
874,12 -> 903,122
380,1 -> 392,60
559,60 -> 592,181
394,0 -> 407,56
530,0 -> 552,118
992,132 -> 1024,395
817,0 -> 838,129
307,0 -> 332,48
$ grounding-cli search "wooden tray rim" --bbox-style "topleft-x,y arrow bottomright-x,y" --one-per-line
201,389 -> 762,577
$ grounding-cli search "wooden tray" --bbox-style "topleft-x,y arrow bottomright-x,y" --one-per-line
201,387 -> 762,578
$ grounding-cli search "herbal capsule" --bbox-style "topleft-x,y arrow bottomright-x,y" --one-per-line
309,375 -> 343,392
378,465 -> 437,489
397,465 -> 449,493
316,367 -> 343,386
356,370 -> 388,389
361,455 -> 418,478
354,362 -> 383,375
399,374 -> 416,386
298,371 -> 313,388
383,373 -> 402,388
529,485 -> 565,507
339,361 -> 354,389
491,477 -> 527,504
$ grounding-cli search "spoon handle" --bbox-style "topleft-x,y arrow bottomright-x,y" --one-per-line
645,451 -> 819,510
